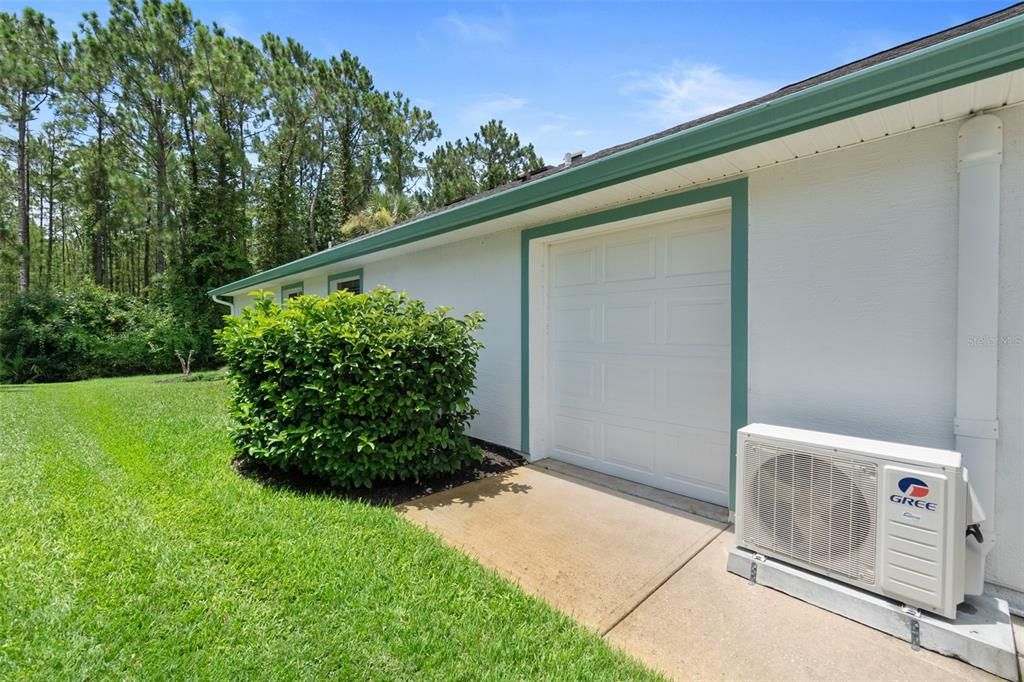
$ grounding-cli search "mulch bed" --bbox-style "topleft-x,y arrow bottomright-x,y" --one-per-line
232,438 -> 526,507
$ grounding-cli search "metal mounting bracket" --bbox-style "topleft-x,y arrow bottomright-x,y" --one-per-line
748,554 -> 766,586
901,604 -> 922,651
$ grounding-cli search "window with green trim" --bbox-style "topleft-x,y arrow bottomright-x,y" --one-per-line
328,270 -> 363,295
281,282 -> 303,303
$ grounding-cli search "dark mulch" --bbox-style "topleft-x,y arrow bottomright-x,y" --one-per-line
232,438 -> 526,507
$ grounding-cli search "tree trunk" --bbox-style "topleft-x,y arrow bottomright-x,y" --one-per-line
46,140 -> 55,289
339,115 -> 357,222
308,118 -> 326,251
155,149 -> 168,274
93,115 -> 108,287
143,229 -> 151,295
152,100 -> 169,275
107,227 -> 115,292
17,103 -> 30,293
60,202 -> 66,288
37,164 -> 44,286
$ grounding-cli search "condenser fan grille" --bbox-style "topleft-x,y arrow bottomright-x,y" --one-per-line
744,441 -> 877,584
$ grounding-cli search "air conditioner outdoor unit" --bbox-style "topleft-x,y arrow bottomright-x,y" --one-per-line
735,424 -> 986,619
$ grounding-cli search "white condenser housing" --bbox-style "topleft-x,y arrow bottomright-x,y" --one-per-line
735,424 -> 986,619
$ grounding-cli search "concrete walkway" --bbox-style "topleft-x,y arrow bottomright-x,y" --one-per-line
400,463 -> 1009,681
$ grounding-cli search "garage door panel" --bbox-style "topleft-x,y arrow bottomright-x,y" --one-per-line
663,365 -> 730,430
659,428 -> 731,489
602,363 -> 656,408
604,303 -> 655,344
604,235 -> 656,282
546,209 -> 731,504
551,304 -> 595,343
552,359 -> 595,401
552,414 -> 596,458
666,224 -> 730,277
604,422 -> 657,473
554,353 -> 725,423
552,247 -> 596,288
665,298 -> 730,347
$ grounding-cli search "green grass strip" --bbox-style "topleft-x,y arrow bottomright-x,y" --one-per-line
0,376 -> 662,681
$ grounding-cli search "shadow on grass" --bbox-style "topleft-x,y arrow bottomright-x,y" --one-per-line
232,437 -> 527,508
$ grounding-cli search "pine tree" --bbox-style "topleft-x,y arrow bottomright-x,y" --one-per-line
0,9 -> 62,292
422,119 -> 544,209
376,92 -> 440,196
472,119 -> 542,190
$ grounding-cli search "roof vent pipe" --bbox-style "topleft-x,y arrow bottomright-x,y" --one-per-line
955,113 -> 1002,593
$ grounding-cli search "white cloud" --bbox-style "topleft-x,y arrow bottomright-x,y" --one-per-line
439,10 -> 509,44
461,95 -> 529,126
621,61 -> 772,128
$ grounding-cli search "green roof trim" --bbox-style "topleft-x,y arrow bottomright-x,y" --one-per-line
210,12 -> 1024,298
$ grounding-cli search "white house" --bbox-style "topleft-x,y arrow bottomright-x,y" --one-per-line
211,6 -> 1024,604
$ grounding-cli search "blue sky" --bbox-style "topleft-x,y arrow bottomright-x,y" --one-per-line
6,0 -> 1012,162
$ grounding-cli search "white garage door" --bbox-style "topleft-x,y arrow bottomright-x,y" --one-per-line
546,210 -> 731,505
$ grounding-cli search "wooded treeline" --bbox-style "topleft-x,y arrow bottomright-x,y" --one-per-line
0,0 -> 543,368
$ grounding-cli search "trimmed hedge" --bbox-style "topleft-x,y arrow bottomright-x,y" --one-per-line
215,288 -> 485,487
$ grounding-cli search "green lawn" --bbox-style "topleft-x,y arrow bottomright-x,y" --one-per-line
0,375 -> 660,680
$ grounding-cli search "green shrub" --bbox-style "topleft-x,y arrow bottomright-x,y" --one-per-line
0,286 -> 202,383
215,288 -> 485,487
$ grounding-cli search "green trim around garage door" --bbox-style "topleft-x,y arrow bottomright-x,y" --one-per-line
520,177 -> 748,510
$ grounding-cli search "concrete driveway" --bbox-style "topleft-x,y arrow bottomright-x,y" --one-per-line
400,462 -> 1008,681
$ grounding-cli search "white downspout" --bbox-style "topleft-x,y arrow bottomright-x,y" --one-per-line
955,114 -> 1002,593
212,295 -> 234,314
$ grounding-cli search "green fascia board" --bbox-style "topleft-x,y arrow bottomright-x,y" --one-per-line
520,178 -> 748,509
209,14 -> 1024,298
327,268 -> 364,289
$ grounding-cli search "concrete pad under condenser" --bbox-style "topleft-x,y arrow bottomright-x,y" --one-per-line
725,546 -> 1018,680
399,464 -> 727,633
605,530 -> 997,681
1013,616 -> 1024,680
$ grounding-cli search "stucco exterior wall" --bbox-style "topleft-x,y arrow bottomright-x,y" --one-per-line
747,122 -> 959,449
362,227 -> 523,450
746,107 -> 1023,591
227,106 -> 1022,592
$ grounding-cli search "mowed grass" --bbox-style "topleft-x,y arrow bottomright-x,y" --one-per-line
0,375 -> 661,681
